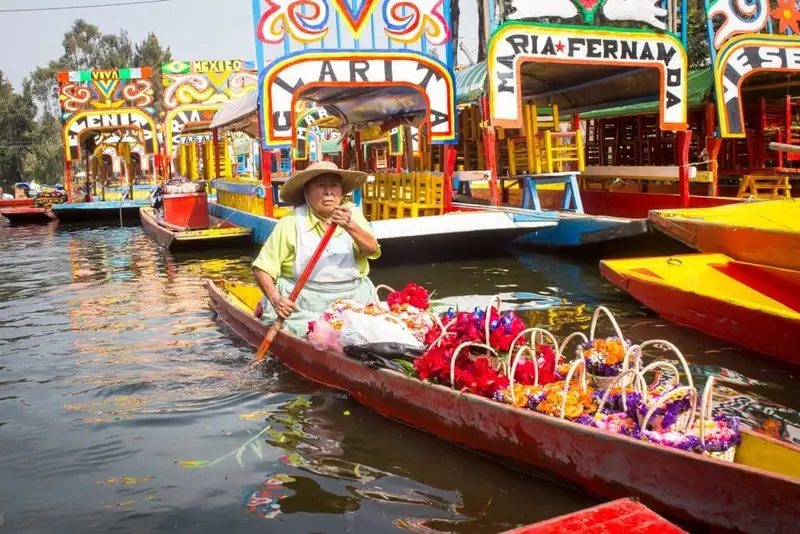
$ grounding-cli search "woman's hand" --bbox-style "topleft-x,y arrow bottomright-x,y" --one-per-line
271,296 -> 296,319
330,205 -> 352,228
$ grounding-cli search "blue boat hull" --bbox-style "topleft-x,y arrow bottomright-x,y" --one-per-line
515,215 -> 650,248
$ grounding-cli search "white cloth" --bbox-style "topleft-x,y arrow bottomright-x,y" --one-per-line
293,204 -> 360,291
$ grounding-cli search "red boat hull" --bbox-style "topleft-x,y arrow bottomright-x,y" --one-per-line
206,279 -> 800,534
599,263 -> 800,367
0,207 -> 53,224
0,198 -> 34,209
501,498 -> 686,533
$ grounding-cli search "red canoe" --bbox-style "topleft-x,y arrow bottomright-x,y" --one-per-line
0,207 -> 53,224
0,198 -> 34,209
501,498 -> 686,533
205,278 -> 800,534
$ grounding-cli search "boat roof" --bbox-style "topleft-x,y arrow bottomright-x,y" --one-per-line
210,91 -> 259,137
181,120 -> 214,135
580,69 -> 713,119
297,85 -> 427,129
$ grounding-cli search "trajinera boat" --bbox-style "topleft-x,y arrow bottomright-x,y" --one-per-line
600,253 -> 800,367
140,207 -> 252,252
501,498 -> 687,534
205,278 -> 800,534
649,199 -> 800,272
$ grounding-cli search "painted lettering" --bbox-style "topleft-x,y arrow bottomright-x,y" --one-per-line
349,60 -> 370,82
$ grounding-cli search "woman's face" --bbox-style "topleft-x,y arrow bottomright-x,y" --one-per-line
305,174 -> 343,218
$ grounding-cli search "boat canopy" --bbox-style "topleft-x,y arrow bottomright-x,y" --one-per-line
297,85 -> 427,129
455,62 -> 488,105
210,91 -> 259,138
181,120 -> 214,135
580,69 -> 713,119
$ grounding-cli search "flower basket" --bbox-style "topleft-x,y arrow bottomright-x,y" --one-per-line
578,306 -> 634,388
641,386 -> 697,441
696,377 -> 739,463
534,358 -> 598,420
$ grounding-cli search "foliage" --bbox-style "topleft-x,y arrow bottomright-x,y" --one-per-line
0,71 -> 35,189
13,20 -> 172,184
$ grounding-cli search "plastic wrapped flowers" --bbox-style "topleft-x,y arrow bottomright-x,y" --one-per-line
307,283 -> 435,353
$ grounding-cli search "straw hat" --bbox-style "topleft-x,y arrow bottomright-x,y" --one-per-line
279,160 -> 367,206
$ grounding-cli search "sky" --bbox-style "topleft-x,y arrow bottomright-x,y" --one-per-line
0,0 -> 481,90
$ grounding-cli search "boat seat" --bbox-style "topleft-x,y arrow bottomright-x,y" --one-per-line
737,174 -> 791,200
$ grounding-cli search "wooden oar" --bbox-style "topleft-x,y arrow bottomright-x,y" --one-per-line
253,222 -> 338,361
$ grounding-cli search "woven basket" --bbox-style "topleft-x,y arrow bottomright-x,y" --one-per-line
583,306 -> 633,387
698,377 -> 737,463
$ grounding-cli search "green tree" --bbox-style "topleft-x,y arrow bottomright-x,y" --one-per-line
133,32 -> 173,114
0,71 -> 35,190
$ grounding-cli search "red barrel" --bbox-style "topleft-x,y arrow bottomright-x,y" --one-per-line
163,192 -> 209,230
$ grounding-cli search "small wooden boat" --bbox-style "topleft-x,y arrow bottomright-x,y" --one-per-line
501,498 -> 687,533
600,253 -> 800,367
0,198 -> 34,209
649,199 -> 800,272
140,207 -> 252,252
0,207 -> 53,224
206,278 -> 800,534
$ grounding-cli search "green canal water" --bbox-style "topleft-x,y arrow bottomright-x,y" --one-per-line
0,220 -> 797,533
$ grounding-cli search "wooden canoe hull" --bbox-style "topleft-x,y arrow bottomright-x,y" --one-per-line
140,207 -> 252,252
650,201 -> 800,272
205,279 -> 800,534
600,255 -> 800,367
500,498 -> 686,534
0,207 -> 53,224
0,198 -> 34,209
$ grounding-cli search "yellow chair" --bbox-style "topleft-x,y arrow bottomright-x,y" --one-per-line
414,172 -> 444,217
383,172 -> 414,220
377,173 -> 402,220
361,178 -> 375,220
367,172 -> 387,221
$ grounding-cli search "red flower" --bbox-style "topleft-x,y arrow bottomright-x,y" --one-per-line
387,283 -> 430,311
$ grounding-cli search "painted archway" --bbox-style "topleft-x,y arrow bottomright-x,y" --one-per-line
63,109 -> 158,161
487,22 -> 689,131
259,50 -> 457,149
164,104 -> 220,157
714,34 -> 800,137
294,106 -> 331,160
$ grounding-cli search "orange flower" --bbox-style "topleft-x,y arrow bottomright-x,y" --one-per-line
771,0 -> 800,35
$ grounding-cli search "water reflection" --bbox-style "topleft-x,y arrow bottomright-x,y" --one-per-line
0,223 -> 799,533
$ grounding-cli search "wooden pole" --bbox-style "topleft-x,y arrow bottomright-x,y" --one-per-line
677,130 -> 692,208
479,96 -> 500,206
443,144 -> 457,213
769,141 -> 800,154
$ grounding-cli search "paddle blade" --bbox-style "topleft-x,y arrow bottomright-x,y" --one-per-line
255,319 -> 283,361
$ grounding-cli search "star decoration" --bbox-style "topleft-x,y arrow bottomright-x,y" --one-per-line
771,0 -> 800,35
555,41 -> 566,53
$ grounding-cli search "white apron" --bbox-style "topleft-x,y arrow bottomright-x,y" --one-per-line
292,204 -> 361,291
257,204 -> 376,336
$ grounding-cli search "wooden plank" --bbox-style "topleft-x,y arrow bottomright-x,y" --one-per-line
583,165 -> 697,179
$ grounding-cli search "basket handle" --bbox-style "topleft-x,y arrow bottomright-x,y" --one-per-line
508,346 -> 538,404
428,317 -> 457,349
558,358 -> 588,420
637,339 -> 694,390
373,284 -> 396,302
484,294 -> 502,346
699,376 -> 716,448
559,331 -> 588,361
640,385 -> 698,433
596,368 -> 648,416
449,342 -> 498,389
638,360 -> 683,391
589,306 -> 627,350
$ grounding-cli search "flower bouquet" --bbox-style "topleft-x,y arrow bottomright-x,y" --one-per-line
493,328 -> 564,408
572,306 -> 636,388
532,358 -> 598,421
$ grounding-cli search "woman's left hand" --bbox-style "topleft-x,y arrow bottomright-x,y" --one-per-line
330,205 -> 352,228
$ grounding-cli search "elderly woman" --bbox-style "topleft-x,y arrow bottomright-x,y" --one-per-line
252,160 -> 381,336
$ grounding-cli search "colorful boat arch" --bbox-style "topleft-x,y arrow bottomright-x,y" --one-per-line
294,105 -> 333,160
487,22 -> 689,131
259,50 -> 457,149
713,34 -> 800,137
63,108 -> 158,161
161,60 -> 259,158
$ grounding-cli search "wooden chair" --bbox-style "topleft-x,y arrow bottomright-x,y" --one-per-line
414,172 -> 444,217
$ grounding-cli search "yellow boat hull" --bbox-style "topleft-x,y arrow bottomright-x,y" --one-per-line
140,207 -> 252,252
649,199 -> 800,271
600,253 -> 800,366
